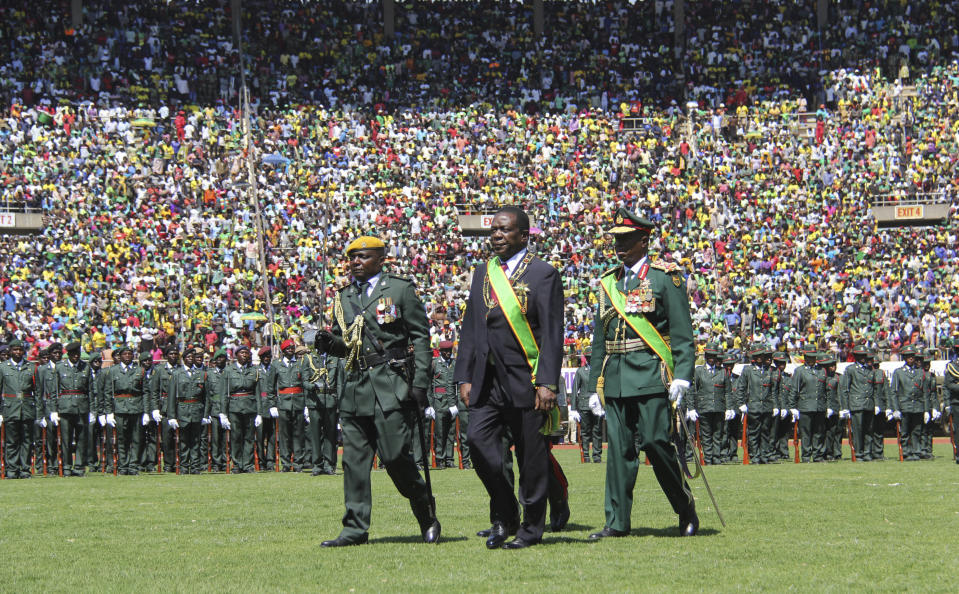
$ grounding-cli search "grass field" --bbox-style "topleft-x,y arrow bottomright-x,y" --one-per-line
1,443 -> 957,593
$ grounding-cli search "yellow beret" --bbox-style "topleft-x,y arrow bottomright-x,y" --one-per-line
346,236 -> 386,254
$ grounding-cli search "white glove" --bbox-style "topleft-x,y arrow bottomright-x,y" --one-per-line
724,410 -> 735,421
141,413 -> 150,426
201,417 -> 211,425
152,409 -> 162,423
50,412 -> 60,426
826,408 -> 834,418
780,408 -> 788,418
773,407 -> 780,416
449,405 -> 459,418
37,418 -> 48,428
569,410 -> 582,423
588,393 -> 603,416
885,409 -> 893,420
923,412 -> 930,424
304,407 -> 310,423
739,404 -> 748,414
269,406 -> 279,418
89,412 -> 96,424
98,414 -> 106,426
597,407 -> 606,418
168,419 -> 179,430
874,406 -> 881,415
839,409 -> 850,419
790,409 -> 800,422
668,379 -> 690,406
254,414 -> 262,428
424,406 -> 436,420
106,413 -> 116,427
892,411 -> 902,420
686,410 -> 699,422
219,413 -> 231,430
931,409 -> 941,421
0,414 -> 3,424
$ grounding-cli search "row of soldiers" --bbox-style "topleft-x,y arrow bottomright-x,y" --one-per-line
0,337 -> 473,478
681,342 -> 955,464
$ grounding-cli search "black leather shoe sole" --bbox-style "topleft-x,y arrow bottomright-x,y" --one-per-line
422,519 -> 441,543
321,534 -> 369,547
502,537 -> 539,549
589,527 -> 629,540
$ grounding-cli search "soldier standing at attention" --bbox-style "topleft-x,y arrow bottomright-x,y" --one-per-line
315,235 -> 440,546
304,342 -> 342,475
889,346 -> 930,461
205,349 -> 228,471
944,340 -> 959,464
255,346 -> 278,471
166,348 -> 208,474
819,354 -> 841,460
51,342 -> 92,476
732,345 -> 776,464
919,351 -> 941,459
105,346 -> 147,475
87,351 -> 105,472
720,354 -> 740,463
219,345 -> 259,473
39,343 -> 62,475
571,347 -> 603,463
771,352 -> 792,461
432,341 -> 458,469
272,340 -> 309,471
151,346 -> 180,473
585,208 -> 697,540
790,349 -> 827,462
687,343 -> 729,465
839,346 -> 877,461
139,352 -> 160,472
0,340 -> 42,478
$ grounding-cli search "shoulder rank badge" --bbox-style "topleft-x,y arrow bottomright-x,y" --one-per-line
673,274 -> 682,287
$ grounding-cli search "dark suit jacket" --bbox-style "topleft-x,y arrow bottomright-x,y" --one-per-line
453,255 -> 564,408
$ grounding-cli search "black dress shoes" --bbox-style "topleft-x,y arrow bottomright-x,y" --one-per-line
679,503 -> 699,537
588,526 -> 629,540
321,533 -> 369,547
477,520 -> 519,538
421,519 -> 441,543
485,522 -> 509,549
549,501 -> 570,532
502,537 -> 539,549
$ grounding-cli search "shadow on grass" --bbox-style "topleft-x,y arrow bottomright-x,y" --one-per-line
629,526 -> 722,538
371,535 -> 470,544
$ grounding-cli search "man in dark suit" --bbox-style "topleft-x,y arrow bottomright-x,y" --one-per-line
454,206 -> 564,550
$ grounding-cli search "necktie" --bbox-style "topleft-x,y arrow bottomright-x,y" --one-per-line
359,281 -> 371,307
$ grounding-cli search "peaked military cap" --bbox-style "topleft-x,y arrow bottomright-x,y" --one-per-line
609,207 -> 654,235
65,341 -> 82,352
346,235 -> 386,254
704,342 -> 723,356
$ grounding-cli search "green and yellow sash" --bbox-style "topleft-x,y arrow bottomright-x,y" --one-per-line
488,257 -> 558,434
599,274 -> 674,378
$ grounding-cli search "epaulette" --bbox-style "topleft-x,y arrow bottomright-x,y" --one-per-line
650,259 -> 681,274
387,272 -> 413,282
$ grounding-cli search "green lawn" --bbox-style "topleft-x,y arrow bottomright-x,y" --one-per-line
1,445 -> 957,593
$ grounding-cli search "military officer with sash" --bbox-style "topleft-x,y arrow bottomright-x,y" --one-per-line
889,345 -> 930,461
104,346 -> 147,475
584,208 -> 698,539
50,342 -> 92,476
1,340 -> 42,478
839,345 -> 877,461
166,348 -> 208,474
431,341 -> 458,469
271,340 -> 309,471
219,345 -> 259,473
304,343 -> 342,475
571,347 -> 603,463
205,349 -> 228,471
944,340 -> 959,464
731,345 -> 777,463
687,343 -> 729,465
315,234 -> 440,547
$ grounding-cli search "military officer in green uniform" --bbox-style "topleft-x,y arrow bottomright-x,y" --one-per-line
944,340 -> 959,464
150,346 -> 180,472
720,354 -> 740,462
304,344 -> 342,475
270,340 -> 309,471
138,352 -> 161,471
839,345 -> 877,461
86,351 -> 105,472
219,345 -> 259,472
819,354 -> 841,460
166,348 -> 208,474
789,349 -> 827,462
871,351 -> 890,460
39,343 -> 62,474
585,209 -> 698,540
104,346 -> 148,475
889,346 -> 930,461
431,341 -> 458,468
687,343 -> 729,465
50,342 -> 93,476
731,345 -> 777,463
571,347 -> 603,463
771,352 -> 792,461
253,346 -> 278,471
1,340 -> 42,478
919,351 -> 940,459
205,349 -> 228,471
315,235 -> 440,547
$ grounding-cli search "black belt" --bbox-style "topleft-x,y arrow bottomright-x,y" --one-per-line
356,347 -> 409,371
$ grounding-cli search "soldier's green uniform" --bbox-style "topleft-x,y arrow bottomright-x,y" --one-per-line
571,356 -> 602,462
104,348 -> 148,475
771,353 -> 792,461
732,346 -> 777,464
150,350 -> 180,473
0,342 -> 41,478
453,365 -> 471,469
86,352 -> 106,472
52,343 -> 93,476
38,347 -> 61,475
205,350 -> 228,471
139,354 -> 160,472
888,347 -> 931,461
687,344 -> 729,465
319,235 -> 436,546
585,209 -> 697,538
271,345 -> 310,471
219,347 -> 260,473
919,353 -> 938,459
839,346 -> 877,461
790,352 -> 828,462
720,356 -> 740,462
431,347 -> 457,468
944,346 -> 959,464
869,353 -> 889,460
820,354 -> 842,460
304,350 -> 342,475
255,349 -> 278,471
166,358 -> 208,474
